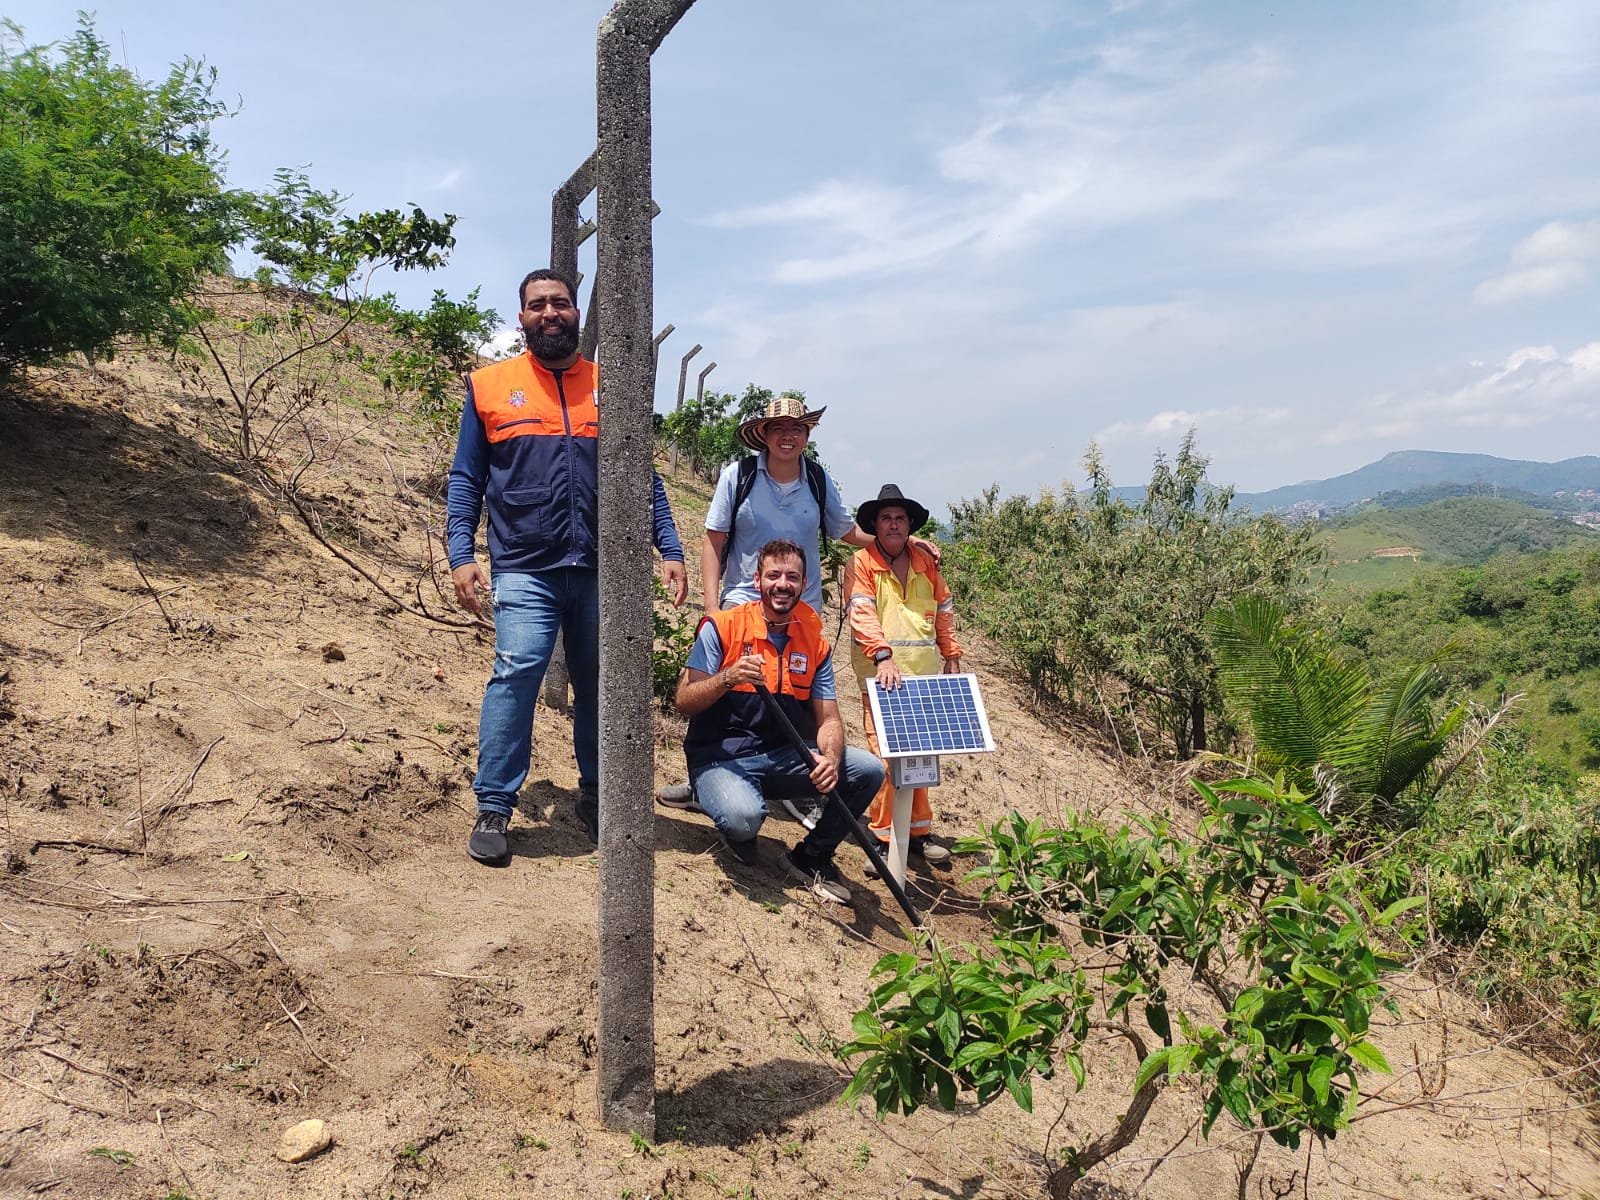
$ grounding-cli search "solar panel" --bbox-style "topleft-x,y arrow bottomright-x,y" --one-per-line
867,674 -> 995,758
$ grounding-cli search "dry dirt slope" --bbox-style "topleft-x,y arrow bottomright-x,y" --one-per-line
0,346 -> 1597,1200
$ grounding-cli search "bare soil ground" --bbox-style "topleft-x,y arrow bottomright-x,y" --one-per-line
2,337 -> 1598,1200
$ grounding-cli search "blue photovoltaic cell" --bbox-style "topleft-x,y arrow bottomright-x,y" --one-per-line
870,674 -> 994,758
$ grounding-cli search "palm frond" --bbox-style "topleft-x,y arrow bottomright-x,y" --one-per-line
1209,595 -> 1367,785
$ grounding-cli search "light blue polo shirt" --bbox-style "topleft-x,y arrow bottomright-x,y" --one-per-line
705,452 -> 855,611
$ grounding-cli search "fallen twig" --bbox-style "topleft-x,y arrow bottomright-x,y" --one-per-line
132,553 -> 178,635
64,589 -> 185,656
0,1068 -> 123,1119
37,1047 -> 139,1103
28,839 -> 141,857
277,995 -> 342,1076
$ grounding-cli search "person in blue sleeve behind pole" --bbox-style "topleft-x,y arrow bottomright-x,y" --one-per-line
446,267 -> 687,865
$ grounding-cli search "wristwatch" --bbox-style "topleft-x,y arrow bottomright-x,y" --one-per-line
873,649 -> 892,664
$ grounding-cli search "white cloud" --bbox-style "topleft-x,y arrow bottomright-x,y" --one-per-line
705,30 -> 1290,283
1097,405 -> 1292,442
1316,340 -> 1600,445
1474,216 -> 1600,305
430,167 -> 464,191
477,327 -> 522,359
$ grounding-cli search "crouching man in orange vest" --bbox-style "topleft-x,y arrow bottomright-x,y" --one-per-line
676,539 -> 885,905
846,485 -> 964,867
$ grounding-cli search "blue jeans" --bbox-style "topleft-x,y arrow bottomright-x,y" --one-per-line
474,568 -> 598,817
689,745 -> 884,860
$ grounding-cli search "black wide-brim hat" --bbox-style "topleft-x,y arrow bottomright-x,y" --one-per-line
856,484 -> 929,534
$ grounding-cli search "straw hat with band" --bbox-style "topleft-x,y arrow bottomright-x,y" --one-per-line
856,484 -> 929,536
737,395 -> 827,453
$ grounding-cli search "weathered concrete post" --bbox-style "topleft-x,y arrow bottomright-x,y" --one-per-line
540,154 -> 601,717
695,360 -> 717,405
545,173 -> 665,714
650,324 -> 675,389
594,0 -> 696,1137
668,343 -> 702,474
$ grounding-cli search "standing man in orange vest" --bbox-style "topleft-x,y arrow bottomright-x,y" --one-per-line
846,485 -> 963,866
447,268 -> 687,865
675,539 -> 884,906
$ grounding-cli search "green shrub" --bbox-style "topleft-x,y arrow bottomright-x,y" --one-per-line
841,775 -> 1414,1196
0,17 -> 240,373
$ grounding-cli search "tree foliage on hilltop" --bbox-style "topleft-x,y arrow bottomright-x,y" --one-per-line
1334,544 -> 1600,770
0,17 -> 240,374
656,383 -> 774,483
1323,496 -> 1598,567
947,433 -> 1322,757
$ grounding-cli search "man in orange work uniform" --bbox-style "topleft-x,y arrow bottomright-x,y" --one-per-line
845,485 -> 963,866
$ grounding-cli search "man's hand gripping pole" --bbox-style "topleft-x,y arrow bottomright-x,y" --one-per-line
752,683 -> 923,930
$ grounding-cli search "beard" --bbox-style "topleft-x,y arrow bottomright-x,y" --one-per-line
525,319 -> 580,362
760,583 -> 799,617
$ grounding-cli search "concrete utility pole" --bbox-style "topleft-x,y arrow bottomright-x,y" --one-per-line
695,360 -> 717,405
669,343 -> 702,474
538,155 -> 602,717
593,0 -> 696,1138
651,324 -> 675,388
542,171 -> 657,714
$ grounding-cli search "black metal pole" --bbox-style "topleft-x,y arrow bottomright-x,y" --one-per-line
753,684 -> 922,929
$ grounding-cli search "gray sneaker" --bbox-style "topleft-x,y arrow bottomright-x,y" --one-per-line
468,811 -> 511,866
656,783 -> 699,811
911,836 -> 952,867
780,845 -> 852,904
777,794 -> 824,831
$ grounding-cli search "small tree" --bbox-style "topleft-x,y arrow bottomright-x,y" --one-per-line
947,433 -> 1322,756
0,17 -> 240,375
839,776 -> 1417,1198
381,287 -> 501,425
179,168 -> 457,463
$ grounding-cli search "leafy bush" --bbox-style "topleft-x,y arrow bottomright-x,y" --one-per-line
652,579 -> 695,710
381,287 -> 501,422
841,776 -> 1414,1197
1370,732 -> 1600,1031
0,17 -> 240,373
946,433 -> 1322,756
178,168 -> 457,463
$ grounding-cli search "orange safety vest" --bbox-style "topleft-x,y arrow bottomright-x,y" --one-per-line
683,601 -> 829,768
466,352 -> 599,572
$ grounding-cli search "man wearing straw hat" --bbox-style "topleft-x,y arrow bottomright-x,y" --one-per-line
699,395 -> 874,616
845,484 -> 964,866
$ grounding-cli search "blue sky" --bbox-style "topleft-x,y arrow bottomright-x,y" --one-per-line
13,1 -> 1599,517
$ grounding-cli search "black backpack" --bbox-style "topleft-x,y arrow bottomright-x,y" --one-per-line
718,454 -> 829,575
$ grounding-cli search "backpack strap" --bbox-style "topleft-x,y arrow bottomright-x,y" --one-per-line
717,455 -> 833,579
718,455 -> 761,575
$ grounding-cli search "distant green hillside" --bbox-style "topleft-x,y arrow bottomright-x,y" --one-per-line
1368,481 -> 1594,514
1320,496 -> 1598,587
1330,543 -> 1600,774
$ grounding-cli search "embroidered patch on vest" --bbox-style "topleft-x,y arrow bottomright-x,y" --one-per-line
508,389 -> 526,407
788,652 -> 808,675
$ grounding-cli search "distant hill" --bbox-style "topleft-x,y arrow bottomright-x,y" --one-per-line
1237,450 -> 1600,512
1322,496 -> 1599,569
